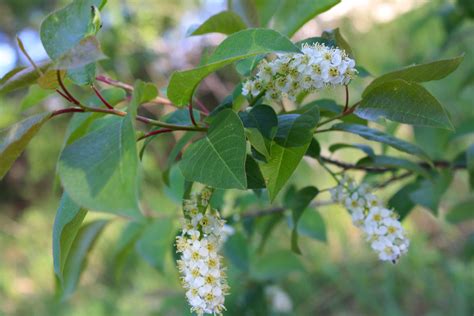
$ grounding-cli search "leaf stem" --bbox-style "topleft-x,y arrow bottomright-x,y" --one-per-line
57,71 -> 82,106
137,128 -> 174,141
91,85 -> 114,109
343,85 -> 349,112
248,90 -> 265,107
189,103 -> 198,127
315,100 -> 361,130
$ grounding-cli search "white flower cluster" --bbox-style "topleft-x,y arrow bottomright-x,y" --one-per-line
330,176 -> 410,263
242,43 -> 356,101
176,191 -> 229,316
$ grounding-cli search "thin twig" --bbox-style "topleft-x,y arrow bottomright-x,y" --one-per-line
57,71 -> 81,106
375,171 -> 413,189
137,128 -> 174,141
189,103 -> 198,127
242,200 -> 335,219
91,85 -> 114,109
343,85 -> 349,112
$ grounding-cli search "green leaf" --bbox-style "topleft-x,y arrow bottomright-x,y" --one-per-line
0,62 -> 52,94
54,36 -> 106,70
241,104 -> 278,158
58,219 -> 108,300
446,199 -> 474,224
330,123 -> 431,162
20,85 -> 54,111
467,144 -> 474,190
0,113 -> 50,179
357,80 -> 453,130
40,0 -> 106,85
388,181 -> 421,220
179,109 -> 247,189
246,155 -> 266,189
235,55 -> 265,76
135,218 -> 175,272
329,143 -> 375,157
357,155 -> 431,178
113,221 -> 145,281
190,11 -> 247,36
261,110 -> 319,201
287,209 -> 326,242
224,232 -> 249,271
363,55 -> 464,97
168,28 -> 299,106
257,213 -> 284,253
251,250 -> 304,280
53,193 -> 88,281
409,170 -> 453,215
272,0 -> 341,36
230,0 -> 260,27
58,115 -> 141,218
284,186 -> 319,254
305,138 -> 321,159
128,80 -> 158,118
37,69 -> 66,90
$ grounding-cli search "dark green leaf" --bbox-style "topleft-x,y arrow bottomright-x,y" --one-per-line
168,28 -> 299,106
409,170 -> 453,215
224,232 -> 249,271
272,0 -> 340,36
287,209 -> 326,241
446,199 -> 474,224
179,109 -> 247,189
284,186 -> 319,254
113,221 -> 145,281
251,250 -> 304,280
357,80 -> 453,130
230,0 -> 259,27
388,181 -> 421,220
329,143 -> 375,157
59,219 -> 108,300
58,115 -> 141,218
357,155 -> 431,178
235,55 -> 265,76
0,113 -> 50,179
305,138 -> 321,159
246,155 -> 266,189
257,213 -> 284,253
467,144 -> 474,190
190,11 -> 247,36
40,0 -> 106,84
363,55 -> 464,97
261,110 -> 319,201
53,193 -> 88,280
330,123 -> 431,162
135,218 -> 175,272
240,104 -> 278,139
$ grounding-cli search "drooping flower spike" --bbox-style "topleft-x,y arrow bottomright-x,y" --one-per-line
330,176 -> 410,263
242,43 -> 357,101
176,188 -> 230,315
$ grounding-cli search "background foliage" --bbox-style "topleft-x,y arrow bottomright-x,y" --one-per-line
0,0 -> 473,315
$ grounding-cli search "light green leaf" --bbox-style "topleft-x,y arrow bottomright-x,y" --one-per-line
0,62 -> 51,94
37,69 -> 66,90
58,219 -> 108,300
168,28 -> 299,106
409,170 -> 453,215
58,115 -> 141,218
272,0 -> 341,36
251,250 -> 304,280
446,199 -> 474,224
284,186 -> 319,254
329,143 -> 375,157
287,209 -> 326,242
20,85 -> 54,111
261,109 -> 319,201
0,113 -> 50,179
128,80 -> 158,118
363,55 -> 464,97
357,155 -> 431,178
40,0 -> 106,85
54,36 -> 106,70
135,218 -> 175,272
179,109 -> 247,189
357,80 -> 453,130
190,11 -> 247,36
241,104 -> 278,158
330,123 -> 431,162
113,221 -> 145,281
53,193 -> 88,281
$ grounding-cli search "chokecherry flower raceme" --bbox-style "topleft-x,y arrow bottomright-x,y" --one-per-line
176,189 -> 230,315
242,43 -> 357,101
330,176 -> 410,263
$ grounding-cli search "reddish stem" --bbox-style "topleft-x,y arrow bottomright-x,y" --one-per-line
55,89 -> 73,102
194,98 -> 210,115
92,85 -> 114,109
57,71 -> 81,105
189,103 -> 198,127
137,128 -> 174,141
51,107 -> 85,117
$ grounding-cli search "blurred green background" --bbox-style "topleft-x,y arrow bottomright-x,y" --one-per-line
0,0 -> 473,315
